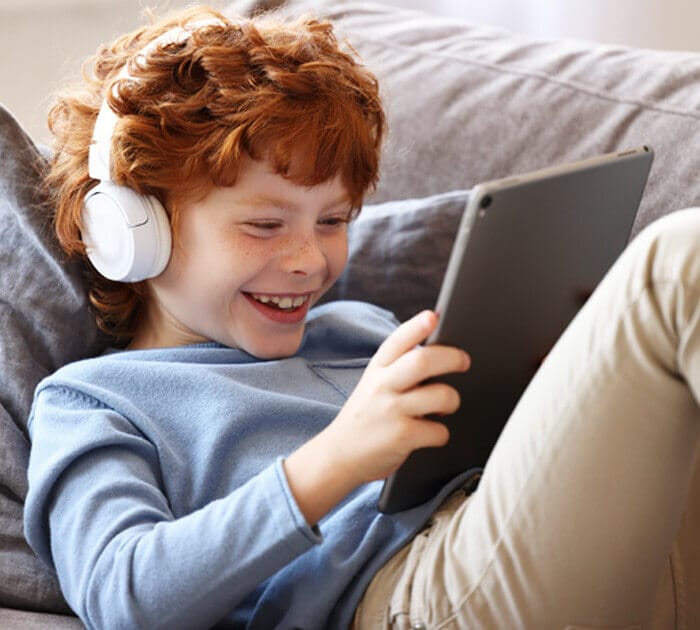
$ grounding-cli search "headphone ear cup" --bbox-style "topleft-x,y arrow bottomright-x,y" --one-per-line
81,181 -> 172,282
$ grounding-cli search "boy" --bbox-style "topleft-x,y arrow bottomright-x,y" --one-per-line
25,4 -> 700,629
25,6 -> 469,628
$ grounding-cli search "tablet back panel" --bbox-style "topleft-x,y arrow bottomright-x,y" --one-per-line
379,148 -> 653,513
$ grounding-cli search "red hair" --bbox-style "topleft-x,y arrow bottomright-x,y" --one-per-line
45,5 -> 385,343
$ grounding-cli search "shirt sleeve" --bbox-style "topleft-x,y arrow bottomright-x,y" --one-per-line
24,385 -> 322,630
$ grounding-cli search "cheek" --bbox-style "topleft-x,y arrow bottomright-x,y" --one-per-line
159,232 -> 227,294
328,234 -> 349,278
233,237 -> 282,260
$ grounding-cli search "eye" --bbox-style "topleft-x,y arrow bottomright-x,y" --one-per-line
240,220 -> 284,238
319,216 -> 349,227
244,220 -> 283,231
319,208 -> 356,228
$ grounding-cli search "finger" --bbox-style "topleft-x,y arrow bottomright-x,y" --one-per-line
397,382 -> 462,419
389,344 -> 470,392
371,310 -> 438,368
403,417 -> 451,450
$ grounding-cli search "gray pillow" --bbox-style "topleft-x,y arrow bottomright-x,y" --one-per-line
322,190 -> 469,321
0,104 -> 106,613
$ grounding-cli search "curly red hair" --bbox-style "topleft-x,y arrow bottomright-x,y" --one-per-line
45,5 -> 385,343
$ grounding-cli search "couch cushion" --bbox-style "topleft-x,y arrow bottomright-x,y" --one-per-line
267,0 -> 700,238
0,105 -> 105,613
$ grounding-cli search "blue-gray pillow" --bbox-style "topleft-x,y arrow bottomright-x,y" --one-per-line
0,104 -> 106,613
322,190 -> 469,321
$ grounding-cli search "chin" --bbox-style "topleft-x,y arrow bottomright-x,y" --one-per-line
242,335 -> 304,360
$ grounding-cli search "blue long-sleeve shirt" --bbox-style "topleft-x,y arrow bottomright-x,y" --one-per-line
24,301 -> 471,629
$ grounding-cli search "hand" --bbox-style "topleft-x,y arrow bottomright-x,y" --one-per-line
283,310 -> 470,525
323,310 -> 470,486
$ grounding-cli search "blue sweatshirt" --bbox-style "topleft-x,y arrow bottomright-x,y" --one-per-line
24,301 -> 470,629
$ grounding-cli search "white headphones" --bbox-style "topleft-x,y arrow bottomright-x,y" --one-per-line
81,19 -> 224,282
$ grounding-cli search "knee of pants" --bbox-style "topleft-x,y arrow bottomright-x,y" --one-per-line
628,208 -> 700,289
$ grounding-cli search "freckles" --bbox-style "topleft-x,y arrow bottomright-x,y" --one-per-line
233,239 -> 283,259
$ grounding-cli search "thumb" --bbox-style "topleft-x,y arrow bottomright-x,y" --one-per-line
370,310 -> 438,368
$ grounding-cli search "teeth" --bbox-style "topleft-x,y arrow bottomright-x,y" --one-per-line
251,294 -> 308,309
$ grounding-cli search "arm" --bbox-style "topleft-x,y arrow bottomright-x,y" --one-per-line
284,310 -> 470,525
25,392 -> 318,630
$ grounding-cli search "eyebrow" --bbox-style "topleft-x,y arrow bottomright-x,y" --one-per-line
237,194 -> 352,212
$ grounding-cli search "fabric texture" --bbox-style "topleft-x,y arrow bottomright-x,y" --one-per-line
24,301 -> 474,629
0,105 -> 105,613
0,608 -> 81,630
266,0 -> 700,239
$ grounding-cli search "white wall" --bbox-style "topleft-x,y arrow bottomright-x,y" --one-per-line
388,0 -> 700,51
0,0 -> 219,144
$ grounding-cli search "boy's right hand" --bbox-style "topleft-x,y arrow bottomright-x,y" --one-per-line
325,310 -> 470,486
283,310 -> 470,525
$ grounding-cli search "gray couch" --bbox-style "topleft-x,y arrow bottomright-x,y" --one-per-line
2,0 -> 699,627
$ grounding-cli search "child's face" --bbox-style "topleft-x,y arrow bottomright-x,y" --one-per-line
136,157 -> 352,358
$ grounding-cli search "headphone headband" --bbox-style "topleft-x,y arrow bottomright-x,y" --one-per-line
88,18 -> 225,182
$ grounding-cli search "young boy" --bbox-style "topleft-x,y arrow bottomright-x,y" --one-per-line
24,4 -> 700,630
24,6 -> 469,628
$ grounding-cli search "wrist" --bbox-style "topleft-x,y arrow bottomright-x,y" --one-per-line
283,429 -> 360,526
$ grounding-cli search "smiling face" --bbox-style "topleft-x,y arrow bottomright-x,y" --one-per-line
129,157 -> 352,358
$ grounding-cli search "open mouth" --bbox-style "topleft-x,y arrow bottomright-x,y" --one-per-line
242,291 -> 314,324
247,293 -> 310,311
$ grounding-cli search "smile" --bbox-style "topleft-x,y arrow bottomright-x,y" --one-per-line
249,293 -> 310,310
242,291 -> 314,325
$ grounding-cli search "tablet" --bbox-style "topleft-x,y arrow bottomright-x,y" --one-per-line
378,146 -> 654,514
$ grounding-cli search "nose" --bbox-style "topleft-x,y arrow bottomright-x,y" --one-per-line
279,234 -> 327,276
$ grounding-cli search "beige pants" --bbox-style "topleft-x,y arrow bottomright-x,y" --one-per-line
353,209 -> 700,629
